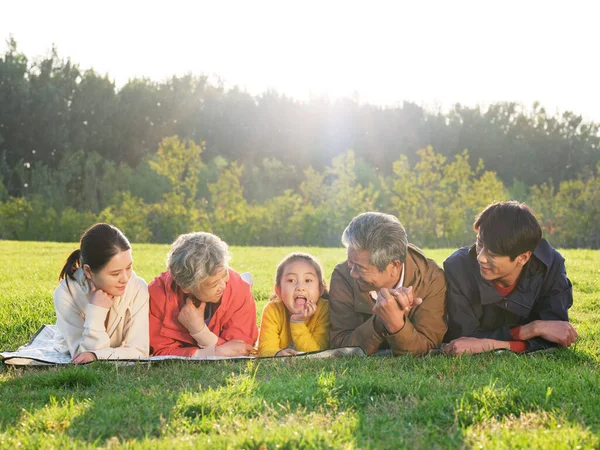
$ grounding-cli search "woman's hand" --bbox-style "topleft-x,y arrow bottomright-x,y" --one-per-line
72,352 -> 97,364
88,281 -> 115,309
215,340 -> 257,357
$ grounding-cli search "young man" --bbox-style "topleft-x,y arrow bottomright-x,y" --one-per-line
329,212 -> 447,356
443,201 -> 577,354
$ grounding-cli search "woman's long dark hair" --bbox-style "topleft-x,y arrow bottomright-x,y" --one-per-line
59,223 -> 131,282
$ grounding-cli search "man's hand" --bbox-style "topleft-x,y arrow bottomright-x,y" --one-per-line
275,348 -> 299,357
389,286 -> 423,312
372,288 -> 406,334
178,297 -> 207,335
88,281 -> 114,309
72,352 -> 97,364
290,301 -> 317,323
215,340 -> 257,357
520,320 -> 578,347
443,337 -> 510,355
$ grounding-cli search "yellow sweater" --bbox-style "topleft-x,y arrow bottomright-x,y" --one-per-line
258,297 -> 330,357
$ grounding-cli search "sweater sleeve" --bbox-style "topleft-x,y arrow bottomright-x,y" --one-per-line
54,282 -> 109,357
258,302 -> 285,357
92,276 -> 150,360
291,299 -> 330,352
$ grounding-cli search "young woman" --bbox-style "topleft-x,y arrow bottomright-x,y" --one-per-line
54,223 -> 149,364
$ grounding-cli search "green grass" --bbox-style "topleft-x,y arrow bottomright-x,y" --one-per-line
0,242 -> 599,449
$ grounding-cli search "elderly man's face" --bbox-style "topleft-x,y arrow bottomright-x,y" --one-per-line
346,247 -> 402,292
192,268 -> 230,303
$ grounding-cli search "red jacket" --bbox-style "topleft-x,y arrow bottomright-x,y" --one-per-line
149,268 -> 258,356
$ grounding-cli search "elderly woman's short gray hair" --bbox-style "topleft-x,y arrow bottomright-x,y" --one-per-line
341,212 -> 408,271
167,232 -> 231,291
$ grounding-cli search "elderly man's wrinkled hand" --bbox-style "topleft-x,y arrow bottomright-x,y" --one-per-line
372,288 -> 405,334
389,286 -> 422,313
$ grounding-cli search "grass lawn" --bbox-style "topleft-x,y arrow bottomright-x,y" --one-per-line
0,241 -> 599,449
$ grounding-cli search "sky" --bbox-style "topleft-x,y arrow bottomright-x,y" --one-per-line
2,0 -> 599,122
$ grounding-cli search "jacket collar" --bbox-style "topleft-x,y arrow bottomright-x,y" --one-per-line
468,241 -> 548,317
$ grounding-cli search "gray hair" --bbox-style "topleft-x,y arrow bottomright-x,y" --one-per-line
341,212 -> 408,271
167,232 -> 231,291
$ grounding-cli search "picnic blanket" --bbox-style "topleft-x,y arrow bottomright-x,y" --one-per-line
0,325 -> 366,366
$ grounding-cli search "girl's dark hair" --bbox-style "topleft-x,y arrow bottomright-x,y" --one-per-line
59,223 -> 131,282
270,252 -> 328,301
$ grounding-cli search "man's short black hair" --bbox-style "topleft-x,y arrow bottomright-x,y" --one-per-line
474,201 -> 542,260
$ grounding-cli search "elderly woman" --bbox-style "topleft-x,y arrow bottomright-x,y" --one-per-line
149,232 -> 258,357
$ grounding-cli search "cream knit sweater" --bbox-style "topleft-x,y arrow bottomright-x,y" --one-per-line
53,268 -> 149,359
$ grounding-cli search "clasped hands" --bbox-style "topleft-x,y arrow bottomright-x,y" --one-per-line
372,286 -> 422,335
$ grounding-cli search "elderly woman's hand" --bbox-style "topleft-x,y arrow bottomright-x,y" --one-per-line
215,340 -> 257,357
178,297 -> 206,335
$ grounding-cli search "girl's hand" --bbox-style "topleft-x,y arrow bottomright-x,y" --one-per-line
72,352 -> 97,364
275,348 -> 298,357
290,300 -> 317,322
88,281 -> 115,309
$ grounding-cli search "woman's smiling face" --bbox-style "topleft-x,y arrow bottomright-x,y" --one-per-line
84,249 -> 133,297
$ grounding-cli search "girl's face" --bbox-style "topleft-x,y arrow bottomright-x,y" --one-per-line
275,259 -> 323,315
84,250 -> 133,297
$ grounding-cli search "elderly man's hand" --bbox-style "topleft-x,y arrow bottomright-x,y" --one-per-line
178,297 -> 206,335
372,288 -> 406,334
389,286 -> 422,313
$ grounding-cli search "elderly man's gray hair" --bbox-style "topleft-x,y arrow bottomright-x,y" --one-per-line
167,232 -> 231,291
342,212 -> 408,271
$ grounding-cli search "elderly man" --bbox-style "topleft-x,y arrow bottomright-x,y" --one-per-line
329,212 -> 447,356
443,201 -> 577,354
149,232 -> 258,357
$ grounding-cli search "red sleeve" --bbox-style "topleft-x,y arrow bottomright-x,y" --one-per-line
218,284 -> 259,346
510,326 -> 522,340
509,341 -> 528,353
149,278 -> 197,357
508,326 -> 528,353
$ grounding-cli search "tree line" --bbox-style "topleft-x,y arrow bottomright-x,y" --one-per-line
1,38 -> 599,247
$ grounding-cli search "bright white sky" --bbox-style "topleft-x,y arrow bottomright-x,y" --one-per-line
2,0 -> 599,122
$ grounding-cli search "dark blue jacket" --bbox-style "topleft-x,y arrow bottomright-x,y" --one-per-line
443,239 -> 573,352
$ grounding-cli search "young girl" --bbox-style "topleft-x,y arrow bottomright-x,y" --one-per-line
54,223 -> 149,364
258,252 -> 330,357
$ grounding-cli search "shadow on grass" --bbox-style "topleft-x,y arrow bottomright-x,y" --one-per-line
0,348 -> 598,448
